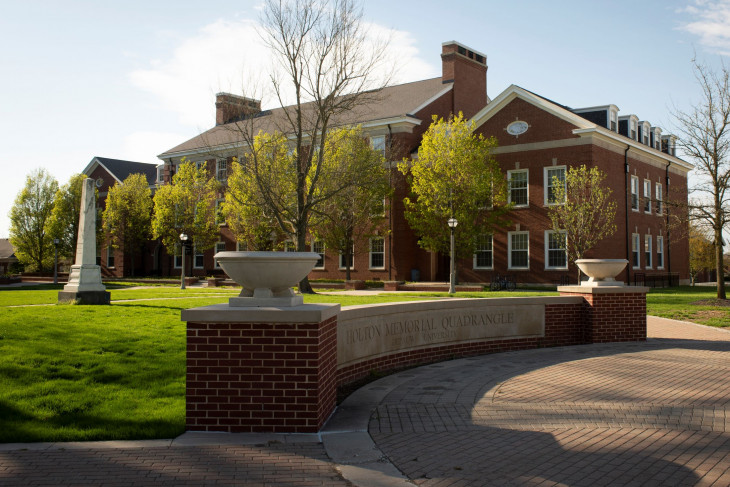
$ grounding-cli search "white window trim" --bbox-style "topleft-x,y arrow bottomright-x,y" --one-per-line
106,245 -> 115,268
339,248 -> 355,270
473,234 -> 494,270
507,169 -> 529,208
544,230 -> 568,270
214,241 -> 226,268
645,234 -> 653,269
543,165 -> 566,206
655,183 -> 663,215
216,198 -> 225,226
284,241 -> 296,252
632,234 -> 641,269
631,176 -> 639,212
156,166 -> 164,183
657,236 -> 665,270
193,246 -> 204,269
508,231 -> 530,270
312,241 -> 325,270
216,159 -> 227,182
369,237 -> 385,270
643,179 -> 652,214
370,135 -> 386,159
236,241 -> 246,251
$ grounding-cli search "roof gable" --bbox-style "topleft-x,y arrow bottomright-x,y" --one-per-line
82,157 -> 158,186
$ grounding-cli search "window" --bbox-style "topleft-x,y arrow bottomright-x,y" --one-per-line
655,183 -> 663,215
369,237 -> 385,269
508,169 -> 529,207
632,234 -> 640,268
216,159 -> 227,182
610,110 -> 618,132
645,234 -> 652,269
193,246 -> 204,268
156,165 -> 164,183
236,241 -> 247,251
312,241 -> 325,269
195,160 -> 207,170
474,234 -> 493,269
657,236 -> 664,269
544,166 -> 566,205
508,231 -> 529,269
370,135 -> 386,159
631,176 -> 639,211
631,120 -> 637,140
215,198 -> 225,225
643,180 -> 651,213
106,245 -> 115,268
339,250 -> 354,270
174,243 -> 183,269
214,241 -> 226,268
545,231 -> 567,269
284,241 -> 296,252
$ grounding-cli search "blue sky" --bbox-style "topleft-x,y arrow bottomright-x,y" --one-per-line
1,0 -> 729,237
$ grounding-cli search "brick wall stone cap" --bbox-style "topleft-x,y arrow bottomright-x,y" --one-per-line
339,296 -> 583,321
181,303 -> 340,323
558,285 -> 650,295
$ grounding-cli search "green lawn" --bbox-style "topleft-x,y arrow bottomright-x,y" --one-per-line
0,284 -> 726,443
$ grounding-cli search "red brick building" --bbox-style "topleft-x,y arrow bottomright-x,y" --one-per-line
96,41 -> 691,285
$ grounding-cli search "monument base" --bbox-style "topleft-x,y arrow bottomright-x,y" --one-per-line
229,295 -> 304,307
58,290 -> 111,305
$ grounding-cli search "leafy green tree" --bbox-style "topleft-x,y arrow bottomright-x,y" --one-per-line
46,173 -> 85,260
151,160 -> 219,259
689,222 -> 715,285
9,168 -> 59,272
547,165 -> 617,281
310,126 -> 392,280
103,173 -> 153,276
398,113 -> 508,265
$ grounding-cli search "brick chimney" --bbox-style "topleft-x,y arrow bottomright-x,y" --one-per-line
215,93 -> 261,125
441,41 -> 488,119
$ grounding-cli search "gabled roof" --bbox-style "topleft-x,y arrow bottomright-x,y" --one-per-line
0,239 -> 16,260
82,157 -> 159,186
159,77 -> 451,159
471,85 -> 693,171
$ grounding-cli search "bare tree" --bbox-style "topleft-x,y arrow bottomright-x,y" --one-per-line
242,0 -> 391,292
672,59 -> 730,300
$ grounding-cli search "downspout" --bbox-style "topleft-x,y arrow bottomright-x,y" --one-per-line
387,124 -> 393,281
665,162 -> 671,275
625,146 -> 631,285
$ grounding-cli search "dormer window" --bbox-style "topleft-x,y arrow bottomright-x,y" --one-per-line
652,127 -> 662,150
639,121 -> 650,145
610,109 -> 618,132
631,120 -> 637,140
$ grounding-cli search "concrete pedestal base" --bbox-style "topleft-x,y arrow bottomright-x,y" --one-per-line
58,290 -> 111,305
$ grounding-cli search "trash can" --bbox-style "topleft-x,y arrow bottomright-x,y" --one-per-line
411,269 -> 420,282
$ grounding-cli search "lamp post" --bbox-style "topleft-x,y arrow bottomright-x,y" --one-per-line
53,238 -> 60,285
447,217 -> 458,294
180,233 -> 189,290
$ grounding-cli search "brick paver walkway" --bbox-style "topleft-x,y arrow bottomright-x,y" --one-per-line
1,316 -> 729,486
370,317 -> 730,486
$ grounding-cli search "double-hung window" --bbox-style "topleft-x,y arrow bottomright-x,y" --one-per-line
508,169 -> 529,207
657,236 -> 664,269
339,247 -> 354,269
545,230 -> 567,269
508,231 -> 529,269
369,237 -> 385,269
216,159 -> 227,182
370,135 -> 386,159
645,235 -> 652,269
632,234 -> 640,268
643,180 -> 651,213
655,183 -> 663,215
544,166 -> 566,205
631,176 -> 639,211
473,234 -> 493,269
214,241 -> 226,268
107,245 -> 115,268
215,198 -> 225,225
312,241 -> 325,269
193,246 -> 204,268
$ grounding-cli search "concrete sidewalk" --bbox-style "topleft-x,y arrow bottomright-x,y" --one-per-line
1,316 -> 729,486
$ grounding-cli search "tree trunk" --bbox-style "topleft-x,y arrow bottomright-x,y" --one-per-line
715,231 -> 726,299
296,223 -> 314,294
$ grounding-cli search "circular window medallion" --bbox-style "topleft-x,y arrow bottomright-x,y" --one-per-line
507,120 -> 529,136
95,177 -> 104,188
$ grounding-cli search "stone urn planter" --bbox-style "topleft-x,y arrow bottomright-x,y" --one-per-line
575,259 -> 628,287
214,251 -> 320,307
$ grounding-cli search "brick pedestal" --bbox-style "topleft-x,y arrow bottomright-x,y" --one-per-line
182,303 -> 340,433
558,285 -> 649,343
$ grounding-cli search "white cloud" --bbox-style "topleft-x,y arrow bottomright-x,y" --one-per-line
122,131 -> 189,163
679,0 -> 730,55
129,17 -> 436,129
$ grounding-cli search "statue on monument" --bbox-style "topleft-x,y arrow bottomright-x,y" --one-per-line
58,178 -> 110,304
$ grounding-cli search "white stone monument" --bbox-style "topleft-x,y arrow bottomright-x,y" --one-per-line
58,178 -> 110,304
